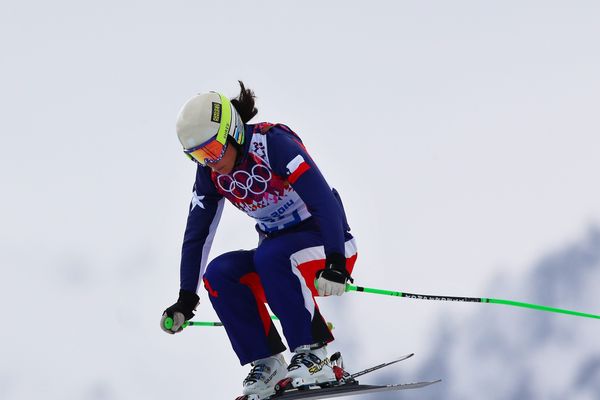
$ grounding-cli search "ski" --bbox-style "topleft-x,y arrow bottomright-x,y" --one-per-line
269,381 -> 441,400
349,353 -> 414,379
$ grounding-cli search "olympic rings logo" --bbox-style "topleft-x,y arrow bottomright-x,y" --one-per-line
216,164 -> 272,200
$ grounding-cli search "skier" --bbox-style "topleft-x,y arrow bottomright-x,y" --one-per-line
160,82 -> 358,399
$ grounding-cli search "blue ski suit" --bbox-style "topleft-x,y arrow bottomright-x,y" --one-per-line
179,122 -> 357,365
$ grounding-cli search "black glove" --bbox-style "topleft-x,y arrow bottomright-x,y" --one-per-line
160,289 -> 200,334
316,253 -> 353,296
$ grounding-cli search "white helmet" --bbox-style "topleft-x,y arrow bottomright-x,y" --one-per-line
176,92 -> 245,156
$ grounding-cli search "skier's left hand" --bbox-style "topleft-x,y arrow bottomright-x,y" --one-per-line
160,289 -> 200,334
316,253 -> 353,296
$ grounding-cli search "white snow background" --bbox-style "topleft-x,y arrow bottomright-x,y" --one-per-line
1,1 -> 600,399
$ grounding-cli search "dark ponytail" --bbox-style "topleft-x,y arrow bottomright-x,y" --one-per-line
231,81 -> 258,123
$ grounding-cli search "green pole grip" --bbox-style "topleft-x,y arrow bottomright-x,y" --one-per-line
163,317 -> 174,330
163,317 -> 191,330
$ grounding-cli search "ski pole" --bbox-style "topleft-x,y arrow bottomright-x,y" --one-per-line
163,315 -> 335,331
345,284 -> 600,320
163,316 -> 275,330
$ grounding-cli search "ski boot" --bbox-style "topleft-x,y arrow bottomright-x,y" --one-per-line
238,353 -> 288,400
278,345 -> 340,390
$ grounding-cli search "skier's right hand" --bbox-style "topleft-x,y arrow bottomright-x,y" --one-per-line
316,253 -> 353,296
160,289 -> 200,334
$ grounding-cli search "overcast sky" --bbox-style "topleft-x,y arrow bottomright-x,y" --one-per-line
1,1 -> 600,399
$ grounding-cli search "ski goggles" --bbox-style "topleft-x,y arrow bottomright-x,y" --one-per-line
184,134 -> 229,166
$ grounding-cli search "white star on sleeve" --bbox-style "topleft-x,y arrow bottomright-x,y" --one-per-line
190,191 -> 205,211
